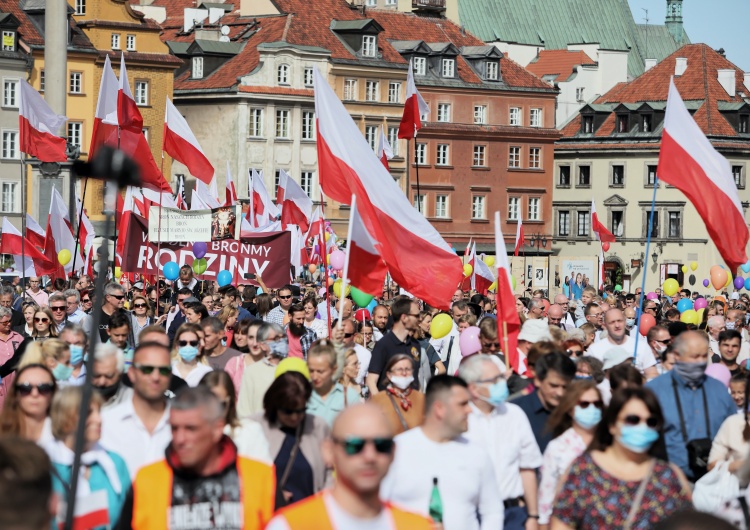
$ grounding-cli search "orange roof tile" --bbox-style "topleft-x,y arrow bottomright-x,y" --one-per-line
526,50 -> 596,83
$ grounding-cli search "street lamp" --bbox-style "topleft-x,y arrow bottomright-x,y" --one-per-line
528,233 -> 548,248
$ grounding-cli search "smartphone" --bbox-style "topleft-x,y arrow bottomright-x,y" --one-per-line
243,273 -> 257,280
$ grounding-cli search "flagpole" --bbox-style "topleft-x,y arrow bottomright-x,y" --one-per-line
337,195 -> 356,322
69,178 -> 89,287
154,153 -> 165,318
319,190 -> 332,336
413,137 -> 421,211
19,155 -> 26,288
495,212 -> 510,371
634,176 -> 659,364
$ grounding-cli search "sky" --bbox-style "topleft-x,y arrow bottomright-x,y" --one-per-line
627,0 -> 750,70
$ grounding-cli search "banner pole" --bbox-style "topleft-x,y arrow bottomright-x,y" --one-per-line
19,155 -> 26,288
633,176 -> 659,365
319,191 -> 332,336
155,152 -> 166,318
69,178 -> 88,286
337,195 -> 356,322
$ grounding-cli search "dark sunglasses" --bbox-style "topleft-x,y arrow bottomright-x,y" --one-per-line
82,298 -> 91,303
178,340 -> 199,347
578,400 -> 603,409
482,341 -> 500,348
653,338 -> 671,345
333,436 -> 395,456
34,317 -> 49,323
623,414 -> 659,428
133,303 -> 148,309
50,306 -> 66,311
16,383 -> 54,396
278,295 -> 293,300
134,363 -> 171,376
280,407 -> 306,415
566,349 -> 584,357
109,294 -> 125,300
344,332 -> 355,338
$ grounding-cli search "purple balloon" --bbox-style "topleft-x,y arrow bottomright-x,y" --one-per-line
330,249 -> 346,270
193,241 -> 207,259
735,276 -> 745,290
703,279 -> 710,287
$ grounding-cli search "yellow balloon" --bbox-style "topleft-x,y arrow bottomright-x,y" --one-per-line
690,261 -> 698,272
114,266 -> 122,279
463,264 -> 473,278
663,278 -> 680,297
324,232 -> 331,242
681,265 -> 687,274
726,274 -> 732,288
680,309 -> 699,325
484,256 -> 495,268
57,249 -> 71,266
332,279 -> 350,299
430,313 -> 453,339
696,308 -> 705,321
488,281 -> 497,292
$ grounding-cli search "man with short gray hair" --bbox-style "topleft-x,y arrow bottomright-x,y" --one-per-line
63,288 -> 91,335
707,315 -> 727,357
47,293 -> 67,333
0,286 -> 23,328
97,283 -> 125,342
92,342 -> 132,409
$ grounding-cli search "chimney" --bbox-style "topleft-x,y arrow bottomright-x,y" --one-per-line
644,59 -> 657,71
195,28 -> 220,41
718,69 -> 736,97
675,57 -> 687,76
744,72 -> 750,92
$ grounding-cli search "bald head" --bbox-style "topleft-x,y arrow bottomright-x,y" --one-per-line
547,304 -> 564,325
604,308 -> 626,342
332,403 -> 393,439
672,330 -> 710,364
624,307 -> 636,319
554,294 -> 569,306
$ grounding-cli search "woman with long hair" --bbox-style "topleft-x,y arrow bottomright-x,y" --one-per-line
225,320 -> 264,395
230,318 -> 252,353
170,323 -> 213,387
256,293 -> 274,321
338,349 -> 368,401
129,294 -> 154,344
369,354 -> 425,435
31,307 -> 57,341
0,363 -> 56,446
708,374 -> 750,480
302,296 -> 327,339
217,305 -> 238,346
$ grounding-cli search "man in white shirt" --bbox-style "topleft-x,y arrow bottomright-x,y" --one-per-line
554,294 -> 576,331
586,309 -> 658,379
101,341 -> 173,477
430,301 -> 467,373
460,355 -> 542,530
380,375 -> 503,530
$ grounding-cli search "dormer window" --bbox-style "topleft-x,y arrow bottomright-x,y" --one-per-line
582,116 -> 594,133
441,58 -> 455,77
740,115 -> 749,133
362,36 -> 377,58
413,57 -> 426,76
642,114 -> 652,132
192,57 -> 204,79
1,31 -> 15,52
485,61 -> 498,81
617,114 -> 629,133
277,64 -> 290,85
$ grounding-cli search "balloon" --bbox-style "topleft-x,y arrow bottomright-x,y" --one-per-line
705,364 -> 731,387
680,309 -> 699,325
488,281 -> 497,292
676,298 -> 693,313
354,308 -> 371,321
745,277 -> 750,291
681,265 -> 687,274
639,314 -> 656,336
192,242 -> 207,259
484,256 -> 495,268
614,284 -> 622,292
703,279 -> 710,287
663,278 -> 679,297
736,276 -> 746,290
694,297 -> 707,310
726,275 -> 732,288
366,299 -> 377,313
459,326 -> 482,357
324,232 -> 331,242
646,292 -> 658,300
192,258 -> 207,275
463,264 -> 473,278
163,261 -> 179,281
308,264 -> 317,274
690,261 -> 698,272
330,250 -> 345,270
430,313 -> 453,340
350,287 -> 374,308
711,265 -> 728,290
511,275 -> 517,290
743,260 -> 750,274
333,279 -> 350,299
696,308 -> 705,322
327,277 -> 334,286
688,274 -> 696,286
114,266 -> 122,279
217,269 -> 233,287
57,249 -> 71,266
602,242 -> 610,252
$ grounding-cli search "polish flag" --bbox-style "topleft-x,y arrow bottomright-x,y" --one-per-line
163,97 -> 214,184
57,489 -> 110,530
116,186 -> 141,263
474,252 -> 495,295
89,54 -> 119,157
175,175 -> 188,210
75,194 -> 95,277
377,125 -> 393,171
25,214 -> 46,249
141,187 -> 177,210
591,199 -> 615,243
347,198 -> 388,295
494,211 -> 521,373
658,78 -> 748,272
398,59 -> 430,139
117,53 -> 143,133
304,206 -> 323,243
0,218 -> 56,277
193,180 -> 221,209
46,186 -> 82,274
277,169 -> 313,232
224,161 -> 238,206
315,68 -> 461,309
248,169 -> 281,227
514,217 -> 524,256
18,79 -> 68,162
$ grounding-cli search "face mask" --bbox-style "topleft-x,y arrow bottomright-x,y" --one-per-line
673,361 -> 707,384
573,405 -> 601,429
618,424 -> 659,453
52,363 -> 73,381
269,339 -> 289,359
625,318 -> 636,328
69,344 -> 84,366
178,345 -> 199,363
390,375 -> 414,390
479,379 -> 509,407
653,343 -> 667,355
726,322 -> 736,330
575,375 -> 592,380
95,381 -> 120,401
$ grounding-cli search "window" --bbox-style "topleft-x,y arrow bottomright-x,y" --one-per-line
437,103 -> 451,122
441,59 -> 455,77
1,31 -> 14,52
642,114 -> 652,132
577,211 -> 590,237
249,108 -> 264,137
277,64 -> 289,85
578,165 -> 591,186
740,116 -> 749,134
472,196 -> 486,219
558,211 -> 570,237
473,145 -> 486,166
67,122 -> 82,148
436,144 -> 449,166
362,36 -> 377,58
582,116 -> 594,133
414,194 -> 425,213
647,210 -> 659,238
142,128 -> 149,145
385,0 -> 397,5
611,211 -> 623,237
668,211 -> 681,238
508,146 -> 521,168
617,114 -> 629,133
74,0 -> 85,15
733,165 -> 744,189
559,165 -> 571,186
366,0 -> 376,5
611,164 -> 624,186
576,87 -> 585,102
111,33 -> 120,50
302,111 -> 315,140
134,81 -> 148,106
509,107 -> 521,126
126,35 -> 136,51
300,172 -> 314,198
274,170 -> 282,198
343,79 -> 357,101
529,147 -> 541,169
485,61 -> 498,80
530,108 -> 542,127
646,165 -> 657,186
1,131 -> 17,159
413,57 -> 426,76
69,72 -> 82,94
365,80 -> 379,102
528,198 -> 540,221
387,127 -> 399,156
435,195 -> 448,218
192,57 -> 203,79
388,81 -> 400,103
364,126 -> 377,151
275,109 -> 290,138
474,105 -> 487,124
304,67 -> 314,87
0,182 -> 16,213
40,70 -> 44,92
507,197 -> 519,221
2,80 -> 16,108
415,143 -> 427,165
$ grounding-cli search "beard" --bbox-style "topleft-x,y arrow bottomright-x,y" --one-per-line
288,322 -> 306,337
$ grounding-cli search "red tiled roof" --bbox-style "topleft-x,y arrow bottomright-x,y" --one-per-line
526,50 -> 596,82
239,85 -> 314,97
423,121 -> 560,138
99,50 -> 183,66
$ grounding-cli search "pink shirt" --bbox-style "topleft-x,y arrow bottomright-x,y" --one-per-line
26,289 -> 49,307
0,331 -> 24,408
286,328 -> 303,359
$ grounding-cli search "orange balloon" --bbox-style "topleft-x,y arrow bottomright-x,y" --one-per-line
710,266 -> 728,290
639,314 -> 656,336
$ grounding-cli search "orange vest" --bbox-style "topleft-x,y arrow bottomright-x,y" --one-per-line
277,492 -> 435,530
131,456 -> 275,530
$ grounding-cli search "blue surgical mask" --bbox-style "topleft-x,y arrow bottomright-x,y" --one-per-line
69,345 -> 84,366
52,363 -> 73,381
269,339 -> 289,359
573,405 -> 602,429
618,424 -> 659,453
481,379 -> 509,407
178,345 -> 199,363
726,322 -> 736,330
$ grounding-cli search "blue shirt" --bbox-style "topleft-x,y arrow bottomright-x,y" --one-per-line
237,306 -> 255,322
509,389 -> 552,453
646,370 -> 736,478
307,383 -> 361,426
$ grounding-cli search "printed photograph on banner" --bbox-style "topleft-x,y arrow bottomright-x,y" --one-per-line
561,258 -> 597,299
148,205 -> 241,242
211,207 -> 237,241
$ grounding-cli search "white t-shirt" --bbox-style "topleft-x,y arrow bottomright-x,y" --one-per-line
587,334 -> 657,373
172,362 -> 213,387
266,492 -> 398,530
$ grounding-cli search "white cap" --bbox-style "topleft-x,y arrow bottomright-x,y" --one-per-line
517,319 -> 552,344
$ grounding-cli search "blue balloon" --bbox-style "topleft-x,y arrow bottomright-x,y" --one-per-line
744,277 -> 750,291
366,299 -> 377,313
676,298 -> 693,314
163,261 -> 179,281
217,270 -> 233,287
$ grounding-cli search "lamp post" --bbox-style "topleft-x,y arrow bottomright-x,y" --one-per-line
528,233 -> 548,249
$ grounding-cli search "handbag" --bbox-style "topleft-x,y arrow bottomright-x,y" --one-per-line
672,376 -> 712,480
623,460 -> 655,530
693,461 -> 740,514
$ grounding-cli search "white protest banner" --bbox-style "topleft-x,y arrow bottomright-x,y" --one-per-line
148,205 -> 240,242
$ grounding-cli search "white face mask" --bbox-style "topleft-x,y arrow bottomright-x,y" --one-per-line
653,343 -> 667,355
625,318 -> 636,328
389,375 -> 414,390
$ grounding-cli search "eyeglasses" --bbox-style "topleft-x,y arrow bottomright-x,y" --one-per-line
178,340 -> 199,347
578,400 -> 603,409
344,332 -> 355,338
177,298 -> 188,304
279,407 -> 306,415
15,383 -> 54,397
332,436 -> 395,456
645,307 -> 657,312
407,313 -> 420,317
278,295 -> 293,300
34,317 -> 49,323
653,338 -> 671,345
566,349 -> 584,357
482,341 -> 500,348
0,319 -> 10,325
133,303 -> 147,309
622,414 -> 659,428
82,298 -> 91,303
134,363 -> 171,376
389,367 -> 413,375
50,306 -> 66,312
108,294 -> 125,300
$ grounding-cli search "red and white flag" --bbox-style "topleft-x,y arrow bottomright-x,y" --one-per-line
192,180 -> 221,210
25,213 -> 45,249
377,125 -> 393,171
514,217 -> 524,256
474,251 -> 495,295
75,193 -> 95,277
658,78 -> 748,271
56,489 -> 110,530
398,59 -> 430,139
89,55 -> 119,157
315,68 -> 460,309
494,212 -> 521,373
247,169 -> 279,227
0,218 -> 56,277
117,53 -> 143,134
591,199 -> 615,243
18,79 -> 67,162
116,186 -> 142,263
175,174 -> 188,210
46,186 -> 81,274
163,97 -> 214,184
347,197 -> 388,295
461,241 -> 476,291
277,169 -> 313,232
224,161 -> 237,206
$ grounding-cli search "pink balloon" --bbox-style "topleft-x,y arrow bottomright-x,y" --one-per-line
459,326 -> 482,357
694,297 -> 708,310
329,250 -> 346,270
646,292 -> 658,300
705,363 -> 731,388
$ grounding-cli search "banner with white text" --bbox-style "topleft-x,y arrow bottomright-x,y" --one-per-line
148,205 -> 241,242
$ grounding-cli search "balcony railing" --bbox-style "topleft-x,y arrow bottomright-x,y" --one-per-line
412,0 -> 446,10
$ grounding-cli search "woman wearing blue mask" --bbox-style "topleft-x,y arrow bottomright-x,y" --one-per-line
170,323 -> 213,387
552,387 -> 691,530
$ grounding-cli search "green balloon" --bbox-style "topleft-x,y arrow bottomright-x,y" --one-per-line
350,286 -> 374,308
192,258 -> 207,275
614,284 -> 623,292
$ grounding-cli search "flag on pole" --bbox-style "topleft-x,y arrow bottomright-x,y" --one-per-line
46,186 -> 81,274
117,53 -> 143,133
474,254 -> 495,294
658,78 -> 748,272
277,169 -> 313,232
224,161 -> 237,206
25,213 -> 45,249
591,198 -> 616,243
194,180 -> 221,209
514,217 -> 524,256
18,79 -> 68,162
494,211 -> 521,373
175,175 -> 188,210
377,125 -> 393,171
0,218 -> 56,277
398,59 -> 430,139
75,194 -> 95,278
89,54 -> 119,157
163,97 -> 215,184
348,199 -> 388,295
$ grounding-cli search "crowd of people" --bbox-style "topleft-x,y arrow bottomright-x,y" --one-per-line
0,265 -> 747,530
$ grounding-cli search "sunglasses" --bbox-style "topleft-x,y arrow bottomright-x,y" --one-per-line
0,320 -> 10,325
178,340 -> 199,347
566,349 -> 584,357
482,341 -> 500,348
109,294 -> 125,300
50,306 -> 66,311
278,295 -> 293,300
133,303 -> 148,309
578,400 -> 603,409
279,407 -> 306,415
34,317 -> 49,323
344,332 -> 355,338
333,436 -> 395,456
622,414 -> 659,428
16,383 -> 54,397
82,298 -> 91,303
134,363 -> 171,376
